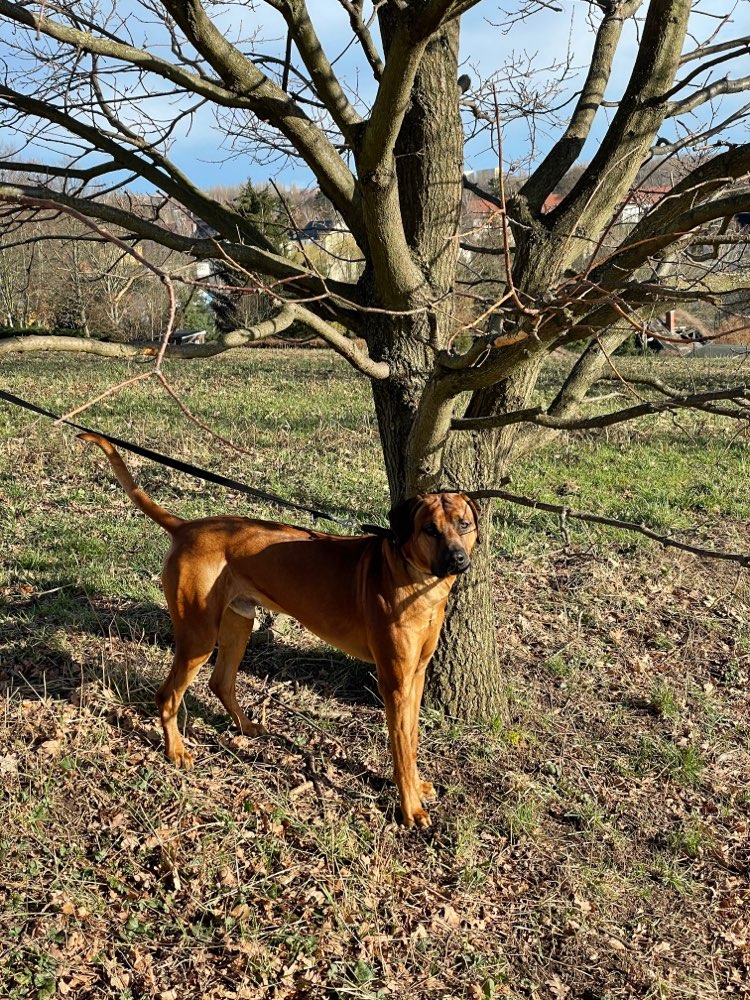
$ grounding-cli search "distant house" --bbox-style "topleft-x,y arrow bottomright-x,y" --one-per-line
463,194 -> 500,230
286,218 -> 363,282
193,218 -> 218,240
172,329 -> 206,345
639,310 -> 707,353
290,218 -> 341,244
620,186 -> 671,222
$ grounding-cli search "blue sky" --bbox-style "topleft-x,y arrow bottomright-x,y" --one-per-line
167,1 -> 750,189
2,1 -> 750,192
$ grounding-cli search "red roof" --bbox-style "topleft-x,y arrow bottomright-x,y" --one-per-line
626,186 -> 671,207
464,194 -> 499,217
541,193 -> 564,214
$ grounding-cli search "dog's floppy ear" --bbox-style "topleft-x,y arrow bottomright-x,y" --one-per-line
388,496 -> 419,546
465,494 -> 481,543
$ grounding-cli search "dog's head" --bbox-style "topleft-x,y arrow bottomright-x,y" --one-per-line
388,492 -> 480,578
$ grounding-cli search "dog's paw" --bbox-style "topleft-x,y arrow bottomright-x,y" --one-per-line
403,807 -> 431,829
167,745 -> 194,769
419,780 -> 438,803
411,807 -> 431,829
240,721 -> 268,737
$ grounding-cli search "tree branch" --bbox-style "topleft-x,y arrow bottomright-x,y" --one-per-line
160,0 -> 362,234
288,304 -> 390,378
666,73 -> 750,118
595,371 -> 750,419
0,159 -> 119,182
588,144 -> 750,286
521,0 -> 642,211
265,0 -> 363,138
0,0 -> 246,104
0,326 -> 287,360
546,327 -> 633,418
470,487 -> 750,567
355,13 -> 432,302
680,34 -> 750,66
459,241 -> 503,255
0,82 -> 278,255
452,386 -> 750,432
413,0 -> 484,35
462,174 -> 502,209
649,100 -> 750,157
0,0 -> 362,238
548,0 -> 692,257
0,302 -> 388,378
337,0 -> 384,79
667,39 -> 750,98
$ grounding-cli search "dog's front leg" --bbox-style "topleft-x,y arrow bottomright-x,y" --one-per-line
409,661 -> 437,804
378,661 -> 431,828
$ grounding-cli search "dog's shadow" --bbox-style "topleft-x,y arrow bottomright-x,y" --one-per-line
1,579 -> 391,803
1,579 -> 381,700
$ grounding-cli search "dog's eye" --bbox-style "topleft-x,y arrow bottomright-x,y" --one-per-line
424,524 -> 440,537
458,519 -> 472,532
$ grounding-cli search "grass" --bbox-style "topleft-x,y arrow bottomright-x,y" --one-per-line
1,350 -> 749,998
647,682 -> 681,720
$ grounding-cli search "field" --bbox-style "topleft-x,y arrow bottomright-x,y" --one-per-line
1,350 -> 749,999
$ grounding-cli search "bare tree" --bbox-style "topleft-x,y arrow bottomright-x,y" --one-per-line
1,0 -> 750,718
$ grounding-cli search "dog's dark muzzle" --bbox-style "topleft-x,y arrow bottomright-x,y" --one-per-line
436,548 -> 471,577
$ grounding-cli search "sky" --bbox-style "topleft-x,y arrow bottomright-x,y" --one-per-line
1,0 -> 749,192
173,0 -> 750,189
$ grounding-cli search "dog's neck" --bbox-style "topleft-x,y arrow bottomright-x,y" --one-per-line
381,537 -> 455,598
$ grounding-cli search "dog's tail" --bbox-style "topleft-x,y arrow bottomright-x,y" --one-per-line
78,433 -> 183,534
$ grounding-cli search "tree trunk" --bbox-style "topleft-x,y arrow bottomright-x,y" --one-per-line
368,315 -> 434,496
366,14 -> 562,722
365,14 -> 530,723
424,504 -> 504,718
366,310 -> 505,721
424,356 -> 546,718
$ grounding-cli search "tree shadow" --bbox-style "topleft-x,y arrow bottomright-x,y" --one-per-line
247,633 -> 382,707
0,578 -> 173,648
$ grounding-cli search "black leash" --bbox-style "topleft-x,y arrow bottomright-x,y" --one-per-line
0,389 -> 366,531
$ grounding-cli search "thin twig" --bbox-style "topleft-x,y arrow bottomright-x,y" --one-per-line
54,371 -> 154,425
470,487 -> 750,567
155,372 -> 260,459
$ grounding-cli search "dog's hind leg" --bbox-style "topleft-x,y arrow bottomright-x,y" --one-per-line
209,606 -> 267,737
156,630 -> 216,769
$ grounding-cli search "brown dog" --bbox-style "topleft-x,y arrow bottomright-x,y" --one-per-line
79,433 -> 479,826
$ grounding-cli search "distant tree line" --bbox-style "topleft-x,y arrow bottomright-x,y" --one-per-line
0,179 -> 341,340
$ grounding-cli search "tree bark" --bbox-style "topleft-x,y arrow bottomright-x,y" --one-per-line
423,354 -> 545,718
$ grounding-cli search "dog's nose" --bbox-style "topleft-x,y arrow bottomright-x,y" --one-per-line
447,549 -> 470,573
